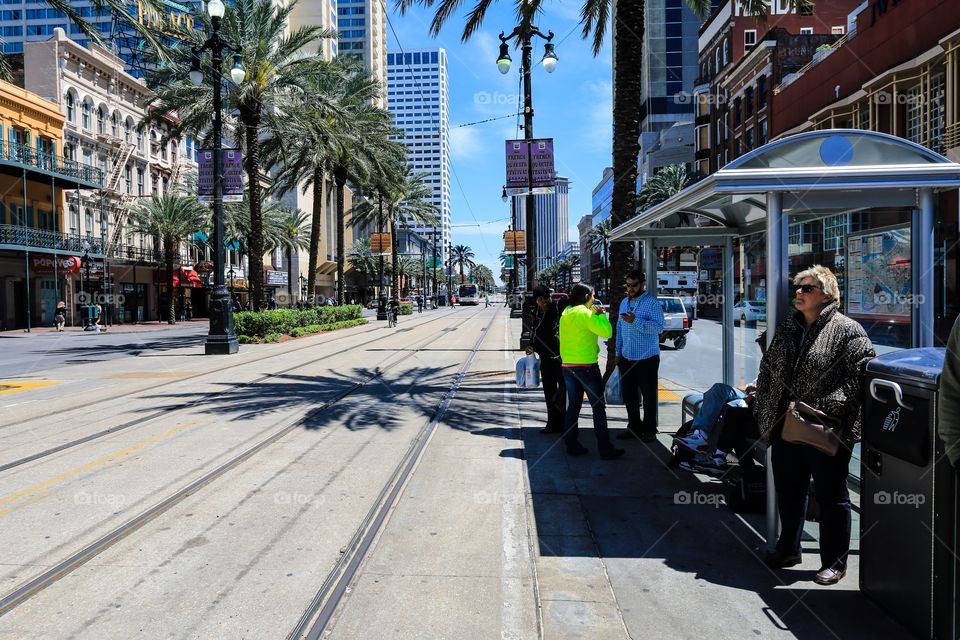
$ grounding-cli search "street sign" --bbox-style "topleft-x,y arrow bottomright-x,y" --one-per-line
266,270 -> 288,286
504,256 -> 514,268
503,230 -> 525,253
370,232 -> 392,254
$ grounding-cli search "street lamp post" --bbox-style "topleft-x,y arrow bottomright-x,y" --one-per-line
191,0 -> 244,355
497,25 -> 556,345
81,240 -> 93,330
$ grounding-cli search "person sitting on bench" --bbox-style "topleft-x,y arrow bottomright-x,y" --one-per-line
675,331 -> 766,454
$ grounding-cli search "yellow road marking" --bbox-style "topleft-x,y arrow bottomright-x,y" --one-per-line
0,418 -> 203,516
0,381 -> 62,396
659,385 -> 682,401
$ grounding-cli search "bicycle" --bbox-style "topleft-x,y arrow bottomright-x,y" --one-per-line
387,308 -> 398,328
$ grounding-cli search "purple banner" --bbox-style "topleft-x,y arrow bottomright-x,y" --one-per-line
199,149 -> 244,203
505,140 -> 529,194
530,138 -> 555,189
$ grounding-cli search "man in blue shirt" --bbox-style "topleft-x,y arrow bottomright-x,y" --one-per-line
615,270 -> 664,442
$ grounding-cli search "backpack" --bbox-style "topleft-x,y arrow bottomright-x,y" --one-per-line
725,465 -> 767,513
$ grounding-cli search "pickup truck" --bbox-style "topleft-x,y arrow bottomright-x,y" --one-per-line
658,296 -> 690,349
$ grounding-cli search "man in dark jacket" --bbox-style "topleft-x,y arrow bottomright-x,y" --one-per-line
526,285 -> 565,434
939,314 -> 960,468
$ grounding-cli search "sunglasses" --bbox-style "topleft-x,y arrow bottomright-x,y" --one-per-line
624,281 -> 641,288
796,284 -> 822,293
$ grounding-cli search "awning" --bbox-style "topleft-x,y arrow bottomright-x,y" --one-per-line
177,267 -> 203,288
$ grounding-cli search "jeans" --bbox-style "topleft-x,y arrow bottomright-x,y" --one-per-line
562,364 -> 615,454
692,383 -> 748,436
540,357 -> 566,430
618,355 -> 660,435
772,437 -> 853,570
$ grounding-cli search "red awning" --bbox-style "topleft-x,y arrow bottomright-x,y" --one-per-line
177,267 -> 203,288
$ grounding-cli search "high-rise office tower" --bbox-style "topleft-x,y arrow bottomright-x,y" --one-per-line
337,0 -> 386,106
289,0 -> 339,61
385,48 -> 451,265
513,176 -> 569,276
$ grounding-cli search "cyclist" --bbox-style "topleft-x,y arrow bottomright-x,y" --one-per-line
389,297 -> 400,327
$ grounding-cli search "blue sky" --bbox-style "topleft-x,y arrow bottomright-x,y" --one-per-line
386,2 -> 612,283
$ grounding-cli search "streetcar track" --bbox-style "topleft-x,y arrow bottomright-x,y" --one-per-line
289,311 -> 498,639
0,309 -> 459,432
0,308 -> 493,618
0,310 -> 463,474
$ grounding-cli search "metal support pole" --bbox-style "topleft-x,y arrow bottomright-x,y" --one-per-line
722,236 -> 735,387
764,190 -> 786,552
644,240 -> 657,295
203,16 -> 238,354
23,166 -> 30,332
914,188 -> 935,347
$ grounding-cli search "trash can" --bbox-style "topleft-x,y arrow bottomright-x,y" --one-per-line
861,348 -> 958,640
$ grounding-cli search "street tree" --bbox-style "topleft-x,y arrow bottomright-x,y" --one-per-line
587,219 -> 611,298
265,205 -> 310,304
126,193 -> 209,324
146,0 -> 332,311
348,238 -> 379,303
450,245 -> 475,285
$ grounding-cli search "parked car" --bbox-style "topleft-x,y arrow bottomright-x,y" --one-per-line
657,296 -> 690,349
733,300 -> 766,325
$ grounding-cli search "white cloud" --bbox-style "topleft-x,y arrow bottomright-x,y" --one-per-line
579,79 -> 613,153
449,126 -> 486,161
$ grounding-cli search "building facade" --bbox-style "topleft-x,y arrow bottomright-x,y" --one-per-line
385,49 -> 451,267
0,77 -> 103,330
513,175 -> 569,276
338,0 -> 386,106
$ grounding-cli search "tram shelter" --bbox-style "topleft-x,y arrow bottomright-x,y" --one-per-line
609,129 -> 960,546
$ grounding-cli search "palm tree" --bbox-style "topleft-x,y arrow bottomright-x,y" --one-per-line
145,0 -> 332,311
587,219 -> 612,298
352,164 -> 439,299
469,263 -> 494,293
126,193 -> 209,324
450,245 -> 475,285
391,254 -> 421,296
265,205 -> 310,304
637,164 -> 700,213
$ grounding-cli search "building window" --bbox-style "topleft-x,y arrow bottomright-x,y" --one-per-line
136,126 -> 144,151
97,106 -> 105,134
744,30 -> 756,49
757,75 -> 767,108
66,93 -> 75,122
82,101 -> 90,129
831,26 -> 845,35
723,38 -> 729,65
759,118 -> 768,145
930,73 -> 946,150
734,97 -> 742,127
822,214 -> 850,251
125,165 -> 132,194
745,127 -> 754,150
84,208 -> 93,238
800,27 -> 814,35
125,119 -> 132,143
111,112 -> 119,136
137,167 -> 144,196
745,87 -> 754,118
905,85 -> 923,144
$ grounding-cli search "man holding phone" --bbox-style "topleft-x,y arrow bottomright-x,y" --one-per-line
615,270 -> 664,442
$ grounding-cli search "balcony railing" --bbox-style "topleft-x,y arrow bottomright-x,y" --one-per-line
0,223 -> 106,254
1,141 -> 103,187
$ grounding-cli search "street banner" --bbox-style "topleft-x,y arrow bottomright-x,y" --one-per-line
199,149 -> 244,203
505,138 -> 556,196
503,229 -> 525,253
530,138 -> 556,191
505,140 -> 529,196
370,232 -> 392,254
504,256 -> 514,268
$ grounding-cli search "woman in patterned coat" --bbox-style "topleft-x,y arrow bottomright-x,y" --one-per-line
753,265 -> 875,586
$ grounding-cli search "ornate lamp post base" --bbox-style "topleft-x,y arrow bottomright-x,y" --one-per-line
205,286 -> 238,354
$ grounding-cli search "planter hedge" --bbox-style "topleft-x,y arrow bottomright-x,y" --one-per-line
399,303 -> 413,316
234,305 -> 363,338
289,318 -> 368,337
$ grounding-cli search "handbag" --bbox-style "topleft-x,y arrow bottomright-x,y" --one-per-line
782,401 -> 842,456
605,367 -> 623,405
515,354 -> 541,388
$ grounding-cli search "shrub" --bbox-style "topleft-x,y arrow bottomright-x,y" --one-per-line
399,303 -> 413,316
289,318 -> 367,337
234,305 -> 363,338
263,332 -> 282,343
238,335 -> 258,344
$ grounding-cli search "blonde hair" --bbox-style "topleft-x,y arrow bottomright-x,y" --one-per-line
794,265 -> 840,302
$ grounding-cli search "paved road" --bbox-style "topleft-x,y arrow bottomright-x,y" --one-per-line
0,307 -> 909,639
659,317 -> 764,393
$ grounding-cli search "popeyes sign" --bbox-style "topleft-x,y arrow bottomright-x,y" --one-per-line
31,256 -> 81,273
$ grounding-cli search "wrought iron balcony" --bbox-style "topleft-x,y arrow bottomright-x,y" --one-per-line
0,223 -> 106,255
0,141 -> 103,189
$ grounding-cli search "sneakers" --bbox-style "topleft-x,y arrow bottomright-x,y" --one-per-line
679,450 -> 728,476
674,429 -> 709,453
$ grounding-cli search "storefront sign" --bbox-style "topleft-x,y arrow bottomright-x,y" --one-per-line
198,150 -> 244,203
31,256 -> 81,273
266,271 -> 289,286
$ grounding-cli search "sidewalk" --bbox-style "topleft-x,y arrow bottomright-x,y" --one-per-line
0,319 -> 209,338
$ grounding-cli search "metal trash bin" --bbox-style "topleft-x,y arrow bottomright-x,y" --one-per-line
861,348 -> 958,640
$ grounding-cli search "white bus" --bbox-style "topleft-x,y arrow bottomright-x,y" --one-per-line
457,284 -> 480,305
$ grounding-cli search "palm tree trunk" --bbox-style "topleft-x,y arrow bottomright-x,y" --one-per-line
606,1 -> 644,371
287,246 -> 294,303
334,165 -> 347,305
165,243 -> 176,325
244,111 -> 266,312
307,167 -> 323,301
390,208 -> 399,299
